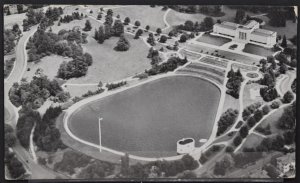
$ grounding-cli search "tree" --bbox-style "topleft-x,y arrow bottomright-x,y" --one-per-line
179,34 -> 188,42
282,91 -> 294,103
114,34 -> 130,51
156,28 -> 162,35
281,35 -> 287,47
159,35 -> 168,43
107,9 -> 113,16
147,33 -> 156,46
5,133 -> 17,147
279,63 -> 288,74
239,125 -> 249,138
213,156 -> 232,176
283,130 -> 295,145
134,20 -> 141,27
233,135 -> 242,146
17,5 -> 24,14
134,29 -> 143,39
225,146 -> 234,153
145,25 -> 150,31
235,9 -> 245,23
98,26 -> 105,44
104,24 -> 112,39
113,19 -> 124,36
124,17 -> 130,25
83,20 -> 92,31
97,13 -> 102,20
262,105 -> 270,115
202,17 -> 214,31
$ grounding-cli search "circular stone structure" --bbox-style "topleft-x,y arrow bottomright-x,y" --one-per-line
68,75 -> 221,158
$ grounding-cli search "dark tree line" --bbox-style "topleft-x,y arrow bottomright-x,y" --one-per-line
106,81 -> 127,90
176,17 -> 214,32
169,5 -> 223,16
145,56 -> 188,76
122,154 -> 198,178
16,108 -> 41,149
59,12 -> 82,24
216,108 -> 239,136
33,106 -> 66,152
4,24 -> 22,55
226,68 -> 243,99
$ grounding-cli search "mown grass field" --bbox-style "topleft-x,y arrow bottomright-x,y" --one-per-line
243,44 -> 275,57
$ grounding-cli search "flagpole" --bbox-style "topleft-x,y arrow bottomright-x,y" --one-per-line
98,117 -> 103,152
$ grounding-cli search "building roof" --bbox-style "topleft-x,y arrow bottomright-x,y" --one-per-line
252,28 -> 276,37
215,21 -> 238,30
244,20 -> 259,28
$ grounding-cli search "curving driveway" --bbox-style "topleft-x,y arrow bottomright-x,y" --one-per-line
4,25 -> 69,179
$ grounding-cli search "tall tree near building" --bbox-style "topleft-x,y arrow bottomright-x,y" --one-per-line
235,9 -> 245,23
281,35 -> 287,48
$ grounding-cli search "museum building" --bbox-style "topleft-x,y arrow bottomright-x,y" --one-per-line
212,20 -> 277,47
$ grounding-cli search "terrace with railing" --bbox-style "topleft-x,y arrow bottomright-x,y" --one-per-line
199,56 -> 228,68
176,62 -> 226,86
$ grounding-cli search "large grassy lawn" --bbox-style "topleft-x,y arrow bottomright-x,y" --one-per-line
68,75 -> 221,157
4,13 -> 26,29
186,44 -> 260,65
112,5 -> 167,31
23,55 -> 72,81
240,133 -> 264,150
243,44 -> 275,57
67,32 -> 151,84
196,33 -> 232,46
64,84 -> 99,98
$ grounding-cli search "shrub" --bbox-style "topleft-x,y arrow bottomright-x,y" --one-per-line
239,125 -> 249,138
225,146 -> 234,153
270,101 -> 280,109
262,105 -> 271,115
216,109 -> 239,136
282,91 -> 294,103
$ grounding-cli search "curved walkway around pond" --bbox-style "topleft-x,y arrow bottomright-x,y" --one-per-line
63,69 -> 224,161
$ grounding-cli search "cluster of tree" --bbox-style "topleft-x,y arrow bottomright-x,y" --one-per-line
256,124 -> 272,135
4,57 -> 16,78
94,19 -> 125,44
259,61 -> 276,87
226,68 -> 243,99
260,86 -> 278,102
255,132 -> 294,153
16,108 -> 41,149
9,76 -> 63,109
176,17 -> 214,32
4,24 -> 22,55
263,164 -> 280,178
242,102 -> 262,121
5,124 -> 17,148
231,151 -> 263,168
59,12 -> 82,24
277,102 -> 295,131
23,7 -> 63,31
145,56 -> 188,76
106,81 -> 127,90
77,160 -> 115,179
228,6 -> 296,25
54,150 -> 93,175
246,109 -> 264,128
276,48 -> 297,68
179,32 -> 195,43
122,154 -> 198,178
216,108 -> 239,136
33,106 -> 66,152
169,5 -> 223,16
134,29 -> 143,39
26,27 -> 88,63
213,155 -> 232,176
147,47 -> 162,65
282,91 -> 294,104
4,147 -> 26,179
57,53 -> 93,79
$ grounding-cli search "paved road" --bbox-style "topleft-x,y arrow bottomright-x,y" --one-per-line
4,26 -> 69,179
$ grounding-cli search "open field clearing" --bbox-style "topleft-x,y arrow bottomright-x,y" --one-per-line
67,33 -> 151,84
112,5 -> 167,31
197,33 -> 231,46
68,76 -> 221,157
23,55 -> 72,81
4,13 -> 26,29
243,44 -> 275,57
240,133 -> 264,150
222,94 -> 239,113
64,84 -> 99,98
